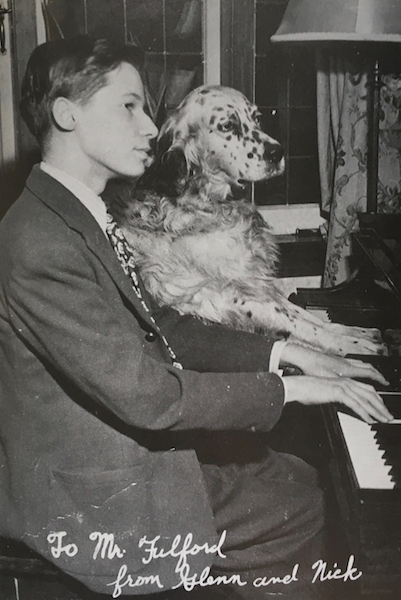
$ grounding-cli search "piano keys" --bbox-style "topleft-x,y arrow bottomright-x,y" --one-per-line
323,398 -> 401,598
290,214 -> 401,597
337,394 -> 401,491
289,214 -> 401,330
349,354 -> 401,391
332,385 -> 401,492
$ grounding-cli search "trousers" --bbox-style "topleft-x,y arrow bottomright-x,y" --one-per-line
201,449 -> 325,600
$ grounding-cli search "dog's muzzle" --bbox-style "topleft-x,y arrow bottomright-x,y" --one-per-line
263,141 -> 284,165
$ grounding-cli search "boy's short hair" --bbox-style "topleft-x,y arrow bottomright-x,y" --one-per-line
20,36 -> 145,148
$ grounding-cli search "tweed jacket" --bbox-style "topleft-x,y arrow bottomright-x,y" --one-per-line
0,166 -> 284,594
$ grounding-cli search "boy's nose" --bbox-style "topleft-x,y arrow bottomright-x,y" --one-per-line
142,112 -> 158,139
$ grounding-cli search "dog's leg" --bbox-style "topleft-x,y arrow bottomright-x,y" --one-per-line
278,302 -> 384,342
179,285 -> 387,356
281,299 -> 387,356
221,296 -> 387,356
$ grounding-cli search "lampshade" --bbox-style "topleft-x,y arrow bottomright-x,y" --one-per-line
271,0 -> 401,43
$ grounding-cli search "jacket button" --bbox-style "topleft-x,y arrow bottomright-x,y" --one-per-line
145,331 -> 157,342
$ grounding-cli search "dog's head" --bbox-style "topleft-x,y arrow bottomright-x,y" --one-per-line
138,85 -> 284,200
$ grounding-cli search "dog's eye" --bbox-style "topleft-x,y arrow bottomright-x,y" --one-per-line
253,113 -> 262,126
219,121 -> 234,133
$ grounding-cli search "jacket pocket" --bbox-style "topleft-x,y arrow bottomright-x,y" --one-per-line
30,452 -> 217,595
45,465 -> 149,579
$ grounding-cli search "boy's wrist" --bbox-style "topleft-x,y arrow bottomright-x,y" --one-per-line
279,342 -> 310,369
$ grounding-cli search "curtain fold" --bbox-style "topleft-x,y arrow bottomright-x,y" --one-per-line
317,50 -> 401,288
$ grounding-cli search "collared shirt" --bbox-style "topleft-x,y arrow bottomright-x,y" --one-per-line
40,162 -> 109,235
39,162 -> 287,394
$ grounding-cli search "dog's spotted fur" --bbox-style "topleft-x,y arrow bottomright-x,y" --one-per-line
110,85 -> 385,357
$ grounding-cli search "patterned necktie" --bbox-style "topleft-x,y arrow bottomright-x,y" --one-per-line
105,213 -> 183,369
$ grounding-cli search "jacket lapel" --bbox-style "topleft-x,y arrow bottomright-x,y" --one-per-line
26,166 -> 155,328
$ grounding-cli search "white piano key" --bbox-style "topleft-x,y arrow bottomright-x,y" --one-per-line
337,412 -> 395,490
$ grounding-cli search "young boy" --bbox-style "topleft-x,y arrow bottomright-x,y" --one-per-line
0,37 -> 390,599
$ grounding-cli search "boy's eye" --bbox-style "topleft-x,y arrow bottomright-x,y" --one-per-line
124,102 -> 135,112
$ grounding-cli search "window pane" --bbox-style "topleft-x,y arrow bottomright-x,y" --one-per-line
255,0 -> 319,205
166,0 -> 202,53
86,0 -> 125,39
126,0 -> 164,51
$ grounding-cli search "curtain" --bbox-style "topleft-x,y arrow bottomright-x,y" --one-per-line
317,50 -> 401,288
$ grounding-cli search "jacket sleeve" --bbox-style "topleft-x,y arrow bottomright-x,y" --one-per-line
3,214 -> 284,434
151,302 -> 283,373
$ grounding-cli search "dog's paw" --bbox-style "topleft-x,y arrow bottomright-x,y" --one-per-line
341,336 -> 388,356
322,324 -> 388,356
328,323 -> 383,343
320,323 -> 388,356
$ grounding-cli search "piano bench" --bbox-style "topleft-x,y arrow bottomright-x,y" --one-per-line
0,537 -> 86,600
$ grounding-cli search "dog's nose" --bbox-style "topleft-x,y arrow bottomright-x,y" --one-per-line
264,142 -> 284,163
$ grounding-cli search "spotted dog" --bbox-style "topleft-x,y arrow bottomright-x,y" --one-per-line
109,85 -> 385,356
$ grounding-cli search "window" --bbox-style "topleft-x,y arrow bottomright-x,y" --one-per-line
43,0 -> 205,115
221,0 -> 321,209
255,0 -> 320,206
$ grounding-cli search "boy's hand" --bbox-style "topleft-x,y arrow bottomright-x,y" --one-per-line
283,376 -> 393,424
280,343 -> 389,387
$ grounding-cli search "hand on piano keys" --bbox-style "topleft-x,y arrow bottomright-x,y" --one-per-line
280,343 -> 390,386
281,344 -> 396,423
283,375 -> 394,424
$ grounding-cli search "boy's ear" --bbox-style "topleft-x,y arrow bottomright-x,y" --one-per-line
52,97 -> 76,132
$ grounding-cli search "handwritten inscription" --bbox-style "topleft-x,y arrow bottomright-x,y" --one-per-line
173,566 -> 246,593
253,563 -> 299,587
89,532 -> 126,560
46,531 -> 363,597
139,530 -> 227,569
312,555 -> 362,583
108,565 -> 164,597
47,532 -> 78,558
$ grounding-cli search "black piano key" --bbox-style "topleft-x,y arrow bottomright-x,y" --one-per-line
386,464 -> 401,488
372,424 -> 401,486
346,355 -> 401,392
372,423 -> 401,441
387,468 -> 400,488
381,395 -> 401,419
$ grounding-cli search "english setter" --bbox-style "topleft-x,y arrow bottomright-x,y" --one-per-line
109,85 -> 385,357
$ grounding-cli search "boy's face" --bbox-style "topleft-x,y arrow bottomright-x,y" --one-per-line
72,62 -> 158,182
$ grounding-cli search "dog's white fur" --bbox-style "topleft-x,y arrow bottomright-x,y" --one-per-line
113,85 -> 385,357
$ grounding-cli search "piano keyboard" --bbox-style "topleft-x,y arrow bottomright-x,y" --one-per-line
338,412 -> 401,490
306,307 -> 331,323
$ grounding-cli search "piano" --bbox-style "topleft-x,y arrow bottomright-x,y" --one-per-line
289,214 -> 401,330
290,214 -> 401,598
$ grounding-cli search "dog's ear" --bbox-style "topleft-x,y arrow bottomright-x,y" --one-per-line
137,148 -> 188,198
137,119 -> 193,198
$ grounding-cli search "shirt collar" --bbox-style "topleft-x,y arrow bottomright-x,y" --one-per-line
40,162 -> 109,234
